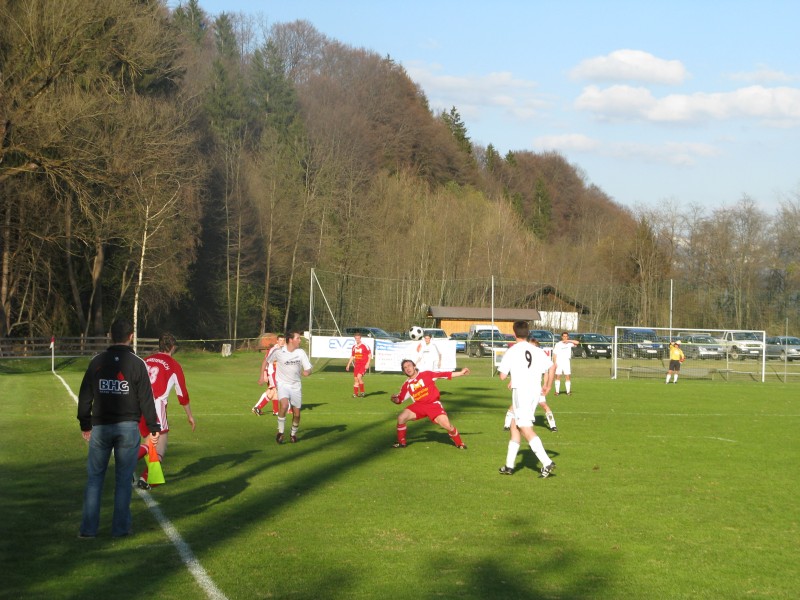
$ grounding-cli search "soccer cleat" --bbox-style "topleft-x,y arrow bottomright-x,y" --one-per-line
498,465 -> 514,475
456,444 -> 467,450
359,392 -> 365,397
276,432 -> 284,444
392,442 -> 407,448
137,478 -> 151,490
503,426 -> 510,431
272,411 -> 279,416
252,407 -> 263,416
352,394 -> 358,398
555,392 -> 560,396
290,435 -> 297,443
550,426 -> 558,432
539,462 -> 556,478
78,533 -> 96,539
566,392 -> 572,396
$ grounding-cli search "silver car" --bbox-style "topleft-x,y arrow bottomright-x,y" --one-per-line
679,334 -> 724,360
765,336 -> 800,361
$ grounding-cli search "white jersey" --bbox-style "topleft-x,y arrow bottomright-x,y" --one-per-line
274,346 -> 312,387
415,340 -> 442,372
497,340 -> 553,390
552,340 -> 575,365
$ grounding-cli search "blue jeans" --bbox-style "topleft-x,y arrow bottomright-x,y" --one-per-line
80,421 -> 140,537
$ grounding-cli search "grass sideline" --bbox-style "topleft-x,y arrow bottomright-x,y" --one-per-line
1,352 -> 798,599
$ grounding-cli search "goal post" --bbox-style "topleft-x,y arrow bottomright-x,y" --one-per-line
612,326 -> 766,382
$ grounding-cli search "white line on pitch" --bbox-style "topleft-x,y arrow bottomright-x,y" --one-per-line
54,370 -> 228,600
647,435 -> 738,443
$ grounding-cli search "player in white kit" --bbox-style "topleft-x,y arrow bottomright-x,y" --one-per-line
274,331 -> 313,444
496,321 -> 557,478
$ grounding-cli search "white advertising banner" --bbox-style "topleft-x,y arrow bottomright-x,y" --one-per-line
310,336 -> 457,372
310,335 -> 374,360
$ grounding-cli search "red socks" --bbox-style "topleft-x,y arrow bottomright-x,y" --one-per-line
397,424 -> 407,445
449,428 -> 464,447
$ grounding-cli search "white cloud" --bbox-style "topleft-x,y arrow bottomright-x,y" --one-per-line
404,61 -> 548,120
575,84 -> 800,125
727,65 -> 795,84
533,133 -> 600,152
533,134 -> 719,166
570,50 -> 687,85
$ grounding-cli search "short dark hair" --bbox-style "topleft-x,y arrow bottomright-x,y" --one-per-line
512,320 -> 530,339
110,318 -> 133,343
401,359 -> 416,369
158,332 -> 177,352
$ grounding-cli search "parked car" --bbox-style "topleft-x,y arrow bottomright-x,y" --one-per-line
423,328 -> 449,339
765,336 -> 800,361
617,328 -> 666,359
449,332 -> 468,353
466,330 -> 512,357
343,327 -> 403,342
571,333 -> 611,359
528,329 -> 557,347
679,334 -> 725,360
718,330 -> 764,360
469,324 -> 501,336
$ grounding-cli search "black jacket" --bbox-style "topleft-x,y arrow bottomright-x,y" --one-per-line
77,344 -> 161,434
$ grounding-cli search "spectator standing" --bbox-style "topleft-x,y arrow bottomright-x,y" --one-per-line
77,318 -> 160,538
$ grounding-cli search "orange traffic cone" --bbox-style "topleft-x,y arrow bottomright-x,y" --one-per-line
144,437 -> 165,485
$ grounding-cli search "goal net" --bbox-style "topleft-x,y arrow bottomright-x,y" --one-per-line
612,326 -> 766,382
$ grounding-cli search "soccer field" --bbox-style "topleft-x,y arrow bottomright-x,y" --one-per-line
1,352 -> 798,599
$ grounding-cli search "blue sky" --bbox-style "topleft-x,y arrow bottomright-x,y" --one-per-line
187,0 -> 800,214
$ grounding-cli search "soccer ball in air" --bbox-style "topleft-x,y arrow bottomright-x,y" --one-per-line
409,326 -> 424,341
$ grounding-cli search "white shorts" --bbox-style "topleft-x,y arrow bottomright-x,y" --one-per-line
154,397 -> 170,433
277,384 -> 303,408
511,388 -> 537,428
555,362 -> 571,376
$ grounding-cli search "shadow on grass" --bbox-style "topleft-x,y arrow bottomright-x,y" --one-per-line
5,373 -> 617,600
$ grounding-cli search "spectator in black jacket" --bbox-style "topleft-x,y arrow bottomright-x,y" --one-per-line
77,318 -> 161,538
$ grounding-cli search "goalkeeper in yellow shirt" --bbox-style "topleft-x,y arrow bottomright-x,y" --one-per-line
666,340 -> 685,384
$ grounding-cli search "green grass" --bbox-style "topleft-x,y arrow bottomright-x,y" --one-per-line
1,353 -> 798,599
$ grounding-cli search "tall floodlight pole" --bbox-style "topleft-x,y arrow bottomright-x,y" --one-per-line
669,279 -> 673,338
309,268 -> 314,339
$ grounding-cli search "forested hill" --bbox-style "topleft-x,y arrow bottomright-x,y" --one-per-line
7,1 -> 792,340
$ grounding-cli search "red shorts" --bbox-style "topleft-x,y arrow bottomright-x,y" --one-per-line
353,363 -> 368,377
408,400 -> 446,422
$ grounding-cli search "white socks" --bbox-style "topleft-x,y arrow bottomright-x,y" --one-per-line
505,440 -> 520,468
529,435 -> 552,466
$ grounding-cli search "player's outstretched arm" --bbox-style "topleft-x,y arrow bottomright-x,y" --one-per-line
452,368 -> 470,377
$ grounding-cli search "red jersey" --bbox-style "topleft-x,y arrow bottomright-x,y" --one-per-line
397,370 -> 452,404
144,352 -> 190,406
351,342 -> 372,366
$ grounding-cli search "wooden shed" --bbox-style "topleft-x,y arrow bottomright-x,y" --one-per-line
425,306 -> 542,336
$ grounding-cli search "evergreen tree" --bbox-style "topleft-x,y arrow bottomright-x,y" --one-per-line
440,106 -> 472,156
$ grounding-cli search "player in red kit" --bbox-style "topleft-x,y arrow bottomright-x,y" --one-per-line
345,332 -> 371,397
135,333 -> 195,489
390,359 -> 470,449
252,334 -> 285,415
